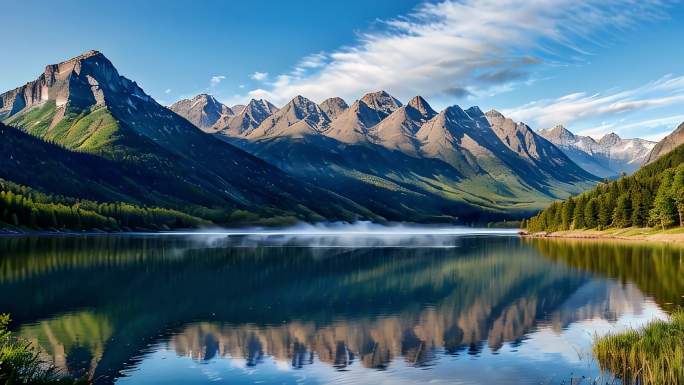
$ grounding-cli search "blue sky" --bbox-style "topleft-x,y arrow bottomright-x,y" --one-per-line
2,0 -> 684,140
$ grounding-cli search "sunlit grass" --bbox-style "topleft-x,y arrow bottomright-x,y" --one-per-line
593,310 -> 684,385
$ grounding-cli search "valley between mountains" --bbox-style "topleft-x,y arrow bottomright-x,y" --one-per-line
0,51 -> 680,230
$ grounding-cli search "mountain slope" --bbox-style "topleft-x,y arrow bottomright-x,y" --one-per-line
0,51 -> 374,223
323,91 -> 402,144
247,95 -> 330,139
370,96 -> 435,156
211,99 -> 278,137
538,125 -> 655,177
318,97 -> 348,120
229,93 -> 598,222
644,122 -> 684,164
169,94 -> 233,131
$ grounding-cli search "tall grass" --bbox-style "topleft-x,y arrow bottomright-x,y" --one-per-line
593,310 -> 684,385
0,314 -> 81,384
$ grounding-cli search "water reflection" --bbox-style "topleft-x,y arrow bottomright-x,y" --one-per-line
0,234 -> 680,384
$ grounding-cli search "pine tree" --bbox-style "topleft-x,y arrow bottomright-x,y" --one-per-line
612,193 -> 632,228
597,196 -> 612,229
672,164 -> 684,227
584,198 -> 599,228
573,197 -> 586,229
561,198 -> 575,230
649,170 -> 677,230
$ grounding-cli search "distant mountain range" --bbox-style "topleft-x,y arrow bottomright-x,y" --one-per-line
173,90 -> 599,221
537,125 -> 656,177
3,50 -> 679,228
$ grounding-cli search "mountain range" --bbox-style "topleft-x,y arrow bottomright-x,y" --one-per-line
3,50 -> 680,228
538,125 -> 656,177
173,90 -> 599,221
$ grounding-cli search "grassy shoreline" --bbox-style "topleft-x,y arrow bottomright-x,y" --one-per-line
522,226 -> 684,244
593,311 -> 684,385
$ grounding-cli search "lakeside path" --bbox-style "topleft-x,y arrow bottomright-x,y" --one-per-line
522,227 -> 684,244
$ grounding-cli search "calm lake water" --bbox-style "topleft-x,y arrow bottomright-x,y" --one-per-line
1,228 -> 683,384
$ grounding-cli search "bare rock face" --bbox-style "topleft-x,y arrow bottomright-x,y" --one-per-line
247,95 -> 331,139
0,50 -> 125,119
318,97 -> 348,120
323,90 -> 401,144
212,99 -> 279,137
644,122 -> 684,164
360,90 -> 402,114
485,109 -> 544,161
169,94 -> 233,131
230,104 -> 246,115
407,96 -> 437,118
369,96 -> 435,156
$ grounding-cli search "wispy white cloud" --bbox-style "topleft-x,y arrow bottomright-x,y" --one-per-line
581,115 -> 684,141
503,74 -> 684,131
230,0 -> 666,105
250,72 -> 269,81
164,88 -> 172,94
210,75 -> 226,87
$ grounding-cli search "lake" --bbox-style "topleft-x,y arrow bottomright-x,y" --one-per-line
1,227 -> 683,384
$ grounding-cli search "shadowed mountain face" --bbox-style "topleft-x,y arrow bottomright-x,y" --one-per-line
0,51 -> 373,223
1,235 -> 677,383
644,121 -> 684,164
538,125 -> 656,177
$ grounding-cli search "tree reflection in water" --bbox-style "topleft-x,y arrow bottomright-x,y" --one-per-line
0,234 -> 679,383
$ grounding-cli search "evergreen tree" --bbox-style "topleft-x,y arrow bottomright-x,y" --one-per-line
584,198 -> 599,228
561,198 -> 575,230
648,170 -> 677,230
612,193 -> 632,228
573,197 -> 586,229
672,164 -> 684,227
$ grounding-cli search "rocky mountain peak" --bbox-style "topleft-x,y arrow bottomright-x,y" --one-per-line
247,95 -> 329,139
319,97 -> 348,120
484,109 -> 505,119
440,105 -> 468,121
282,95 -> 326,118
360,91 -> 402,115
539,125 -> 576,143
407,96 -> 436,119
246,98 -> 278,115
169,93 -> 233,131
598,132 -> 621,146
0,50 -> 144,120
210,98 -> 278,136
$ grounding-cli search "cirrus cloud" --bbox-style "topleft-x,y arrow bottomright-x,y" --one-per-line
232,0 -> 667,106
502,74 -> 684,133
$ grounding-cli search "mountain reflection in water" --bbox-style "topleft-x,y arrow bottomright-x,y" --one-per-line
0,233 -> 680,384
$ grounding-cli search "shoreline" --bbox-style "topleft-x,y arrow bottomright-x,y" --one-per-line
521,227 -> 684,244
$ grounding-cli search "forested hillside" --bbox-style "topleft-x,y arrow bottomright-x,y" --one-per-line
0,178 -> 207,231
525,143 -> 684,232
